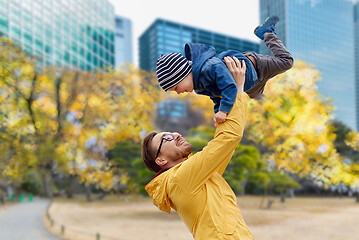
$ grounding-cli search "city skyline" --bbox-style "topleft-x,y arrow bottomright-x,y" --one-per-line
108,0 -> 260,66
139,18 -> 259,71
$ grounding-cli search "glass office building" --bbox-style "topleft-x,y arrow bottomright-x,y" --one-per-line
355,3 -> 359,130
260,0 -> 356,130
115,15 -> 133,67
0,0 -> 115,70
139,18 -> 259,71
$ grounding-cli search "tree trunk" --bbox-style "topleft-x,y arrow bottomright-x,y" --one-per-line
280,191 -> 285,203
240,180 -> 247,195
85,186 -> 92,202
65,175 -> 76,198
260,187 -> 269,208
287,188 -> 295,198
267,199 -> 274,209
65,189 -> 73,198
96,192 -> 108,200
42,175 -> 53,198
356,192 -> 359,203
6,184 -> 13,197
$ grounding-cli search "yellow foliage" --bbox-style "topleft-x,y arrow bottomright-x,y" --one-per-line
246,61 -> 345,184
344,131 -> 359,183
0,38 -> 161,186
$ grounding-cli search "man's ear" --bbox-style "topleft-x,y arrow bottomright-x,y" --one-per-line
155,158 -> 168,167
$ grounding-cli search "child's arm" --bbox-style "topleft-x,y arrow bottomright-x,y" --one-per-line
205,60 -> 238,114
213,57 -> 246,128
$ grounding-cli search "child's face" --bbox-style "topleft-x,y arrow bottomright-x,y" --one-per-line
168,72 -> 194,94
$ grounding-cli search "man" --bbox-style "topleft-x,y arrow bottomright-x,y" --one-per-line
142,57 -> 254,239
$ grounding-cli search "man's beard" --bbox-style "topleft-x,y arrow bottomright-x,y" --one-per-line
176,142 -> 192,159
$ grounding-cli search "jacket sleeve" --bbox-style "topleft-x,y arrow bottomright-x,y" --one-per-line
209,95 -> 221,113
208,63 -> 238,113
174,93 -> 248,194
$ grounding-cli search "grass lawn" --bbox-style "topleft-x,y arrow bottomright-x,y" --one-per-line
45,195 -> 359,240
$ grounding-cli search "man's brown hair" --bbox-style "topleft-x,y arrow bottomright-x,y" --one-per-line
142,131 -> 162,173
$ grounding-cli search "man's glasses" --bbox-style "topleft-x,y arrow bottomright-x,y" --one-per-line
154,133 -> 175,159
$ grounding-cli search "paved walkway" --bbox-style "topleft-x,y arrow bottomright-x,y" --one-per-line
0,198 -> 60,240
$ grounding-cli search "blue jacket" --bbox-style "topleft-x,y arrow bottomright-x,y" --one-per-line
184,43 -> 258,113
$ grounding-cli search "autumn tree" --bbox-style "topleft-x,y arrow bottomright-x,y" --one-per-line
246,61 -> 351,188
0,38 -> 160,197
344,131 -> 359,202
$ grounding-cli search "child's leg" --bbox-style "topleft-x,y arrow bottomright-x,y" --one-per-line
257,32 -> 293,80
244,32 -> 293,99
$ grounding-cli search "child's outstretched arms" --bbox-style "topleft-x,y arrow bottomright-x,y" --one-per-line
213,56 -> 246,128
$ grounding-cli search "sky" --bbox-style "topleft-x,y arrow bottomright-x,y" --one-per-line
108,0 -> 260,66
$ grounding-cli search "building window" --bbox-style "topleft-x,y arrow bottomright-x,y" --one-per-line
93,42 -> 97,54
54,33 -> 61,46
24,29 -> 32,44
64,51 -> 70,64
0,15 -> 8,32
35,37 -> 43,50
93,55 -> 98,67
99,34 -> 103,45
22,11 -> 32,27
99,47 -> 103,58
63,23 -> 70,36
87,51 -> 92,63
45,26 -> 52,40
34,18 -> 42,35
72,56 -> 77,67
24,44 -> 32,54
10,23 -> 20,39
104,39 -> 109,50
79,33 -> 84,44
35,50 -> 42,58
10,6 -> 20,22
92,30 -> 98,42
79,47 -> 85,58
63,38 -> 70,50
116,19 -> 123,29
45,44 -> 52,54
86,38 -> 91,51
55,49 -> 61,60
0,0 -> 7,14
79,60 -> 85,70
72,41 -> 77,54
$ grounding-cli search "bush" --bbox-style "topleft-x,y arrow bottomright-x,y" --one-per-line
19,171 -> 44,195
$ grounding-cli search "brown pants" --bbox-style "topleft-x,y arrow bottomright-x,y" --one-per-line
244,32 -> 294,99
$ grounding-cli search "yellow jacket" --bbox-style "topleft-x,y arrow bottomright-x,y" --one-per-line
146,94 -> 254,240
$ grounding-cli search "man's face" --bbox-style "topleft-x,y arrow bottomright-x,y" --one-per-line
168,72 -> 194,94
150,132 -> 192,166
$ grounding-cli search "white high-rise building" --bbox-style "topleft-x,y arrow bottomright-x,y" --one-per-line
115,15 -> 132,68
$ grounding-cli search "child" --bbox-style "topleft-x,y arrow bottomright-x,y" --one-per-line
156,16 -> 293,126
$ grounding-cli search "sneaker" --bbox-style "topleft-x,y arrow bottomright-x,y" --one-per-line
254,16 -> 280,40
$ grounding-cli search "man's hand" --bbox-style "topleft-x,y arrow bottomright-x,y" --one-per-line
213,111 -> 228,128
224,56 -> 246,94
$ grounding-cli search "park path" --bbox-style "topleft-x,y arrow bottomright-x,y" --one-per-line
0,198 -> 60,240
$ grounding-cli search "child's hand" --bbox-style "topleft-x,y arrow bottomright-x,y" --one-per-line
213,111 -> 228,128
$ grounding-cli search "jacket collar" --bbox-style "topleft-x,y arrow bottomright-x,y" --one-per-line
154,167 -> 171,179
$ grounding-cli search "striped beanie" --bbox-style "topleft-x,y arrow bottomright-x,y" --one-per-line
156,53 -> 192,91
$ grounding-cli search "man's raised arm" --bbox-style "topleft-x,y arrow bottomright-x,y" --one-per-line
175,57 -> 248,193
